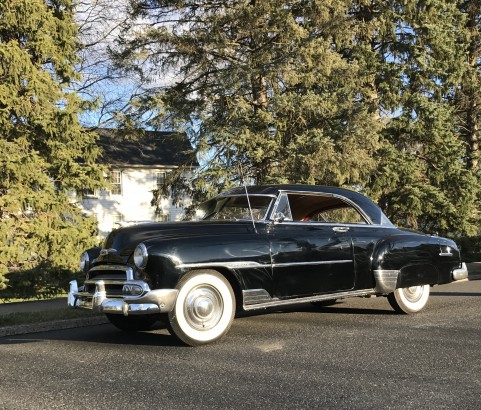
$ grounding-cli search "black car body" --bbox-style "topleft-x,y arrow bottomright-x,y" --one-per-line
69,185 -> 468,345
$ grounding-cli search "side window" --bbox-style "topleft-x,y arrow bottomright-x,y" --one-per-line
310,207 -> 366,224
286,193 -> 367,224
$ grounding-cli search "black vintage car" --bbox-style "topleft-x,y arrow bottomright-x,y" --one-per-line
69,185 -> 468,346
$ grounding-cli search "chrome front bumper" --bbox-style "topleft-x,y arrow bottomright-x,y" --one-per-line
68,280 -> 178,316
452,262 -> 468,281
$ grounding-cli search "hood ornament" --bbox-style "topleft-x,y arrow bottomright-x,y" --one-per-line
100,248 -> 117,256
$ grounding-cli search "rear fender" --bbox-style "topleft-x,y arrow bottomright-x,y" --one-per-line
371,234 -> 442,294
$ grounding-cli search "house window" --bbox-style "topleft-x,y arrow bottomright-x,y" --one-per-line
156,171 -> 167,188
155,213 -> 169,222
110,170 -> 122,195
82,188 -> 97,197
112,212 -> 124,227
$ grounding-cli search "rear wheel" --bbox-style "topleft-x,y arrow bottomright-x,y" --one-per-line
387,285 -> 430,314
168,270 -> 235,346
106,314 -> 158,332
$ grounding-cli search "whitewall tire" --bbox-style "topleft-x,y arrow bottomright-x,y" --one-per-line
168,270 -> 235,346
387,285 -> 430,314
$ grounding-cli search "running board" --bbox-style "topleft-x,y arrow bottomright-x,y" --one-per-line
242,288 -> 376,311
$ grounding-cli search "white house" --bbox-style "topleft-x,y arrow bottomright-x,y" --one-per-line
79,129 -> 197,236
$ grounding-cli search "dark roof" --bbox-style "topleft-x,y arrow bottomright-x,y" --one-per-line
95,128 -> 198,167
217,184 -> 390,226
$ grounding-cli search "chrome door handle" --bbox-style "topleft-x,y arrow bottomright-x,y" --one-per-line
333,226 -> 349,233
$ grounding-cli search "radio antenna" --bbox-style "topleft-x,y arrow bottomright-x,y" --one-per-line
237,163 -> 258,234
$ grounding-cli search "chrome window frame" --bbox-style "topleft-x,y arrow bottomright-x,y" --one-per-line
268,190 -> 374,226
202,194 -> 277,222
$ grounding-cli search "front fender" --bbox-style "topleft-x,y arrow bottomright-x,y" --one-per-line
139,231 -> 272,294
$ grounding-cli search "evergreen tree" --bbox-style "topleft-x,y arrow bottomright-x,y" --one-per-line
110,0 -> 479,234
351,0 -> 479,235
455,0 -> 481,232
457,0 -> 481,172
111,0 -> 382,203
0,0 -> 105,291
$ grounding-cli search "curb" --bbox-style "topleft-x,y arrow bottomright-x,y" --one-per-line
0,316 -> 109,338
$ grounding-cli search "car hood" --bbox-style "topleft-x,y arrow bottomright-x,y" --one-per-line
97,220 -> 256,264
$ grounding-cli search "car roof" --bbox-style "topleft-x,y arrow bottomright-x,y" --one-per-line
217,184 -> 391,225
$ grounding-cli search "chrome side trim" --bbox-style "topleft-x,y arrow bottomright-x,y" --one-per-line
176,261 -> 271,269
242,288 -> 376,311
68,280 -> 178,315
243,289 -> 273,306
452,262 -> 468,281
273,260 -> 352,268
271,221 -> 395,229
373,270 -> 399,294
177,260 -> 352,270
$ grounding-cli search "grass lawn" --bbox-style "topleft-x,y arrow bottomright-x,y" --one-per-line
0,309 -> 101,328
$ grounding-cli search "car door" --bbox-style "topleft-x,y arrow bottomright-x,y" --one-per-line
269,192 -> 361,298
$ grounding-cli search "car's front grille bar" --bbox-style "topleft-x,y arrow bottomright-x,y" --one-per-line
87,265 -> 134,281
84,265 -> 134,298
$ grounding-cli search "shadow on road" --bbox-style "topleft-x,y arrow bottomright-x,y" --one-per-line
13,286 -> 478,347
0,301 -> 398,347
0,322 -> 186,347
236,300 -> 395,318
431,291 -> 481,297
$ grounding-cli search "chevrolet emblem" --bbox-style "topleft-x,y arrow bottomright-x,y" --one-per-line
100,248 -> 117,256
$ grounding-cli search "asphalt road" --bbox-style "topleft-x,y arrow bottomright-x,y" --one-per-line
1,279 -> 480,410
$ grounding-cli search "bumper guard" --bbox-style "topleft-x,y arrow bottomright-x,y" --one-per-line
452,262 -> 468,281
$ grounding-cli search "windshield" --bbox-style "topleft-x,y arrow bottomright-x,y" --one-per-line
196,196 -> 273,221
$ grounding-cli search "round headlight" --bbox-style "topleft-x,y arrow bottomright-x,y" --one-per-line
133,243 -> 148,269
79,251 -> 89,272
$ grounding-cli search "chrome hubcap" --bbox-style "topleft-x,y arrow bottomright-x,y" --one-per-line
184,285 -> 223,331
402,286 -> 424,303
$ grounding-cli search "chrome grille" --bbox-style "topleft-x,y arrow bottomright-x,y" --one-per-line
84,265 -> 133,297
87,273 -> 126,281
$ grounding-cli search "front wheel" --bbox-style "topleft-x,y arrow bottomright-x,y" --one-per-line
387,285 -> 430,314
168,270 -> 235,346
